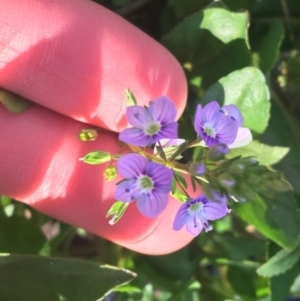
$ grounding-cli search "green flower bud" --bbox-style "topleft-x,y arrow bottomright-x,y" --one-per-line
217,172 -> 236,189
80,151 -> 111,165
206,144 -> 229,161
104,166 -> 117,182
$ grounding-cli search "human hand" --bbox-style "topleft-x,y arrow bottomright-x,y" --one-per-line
0,0 -> 191,254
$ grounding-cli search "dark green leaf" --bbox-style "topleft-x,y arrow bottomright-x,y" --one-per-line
259,99 -> 300,195
257,19 -> 284,74
201,67 -> 270,133
267,241 -> 300,301
235,192 -> 300,249
257,240 -> 300,277
227,266 -> 257,301
0,215 -> 45,254
0,254 -> 135,301
173,170 -> 187,190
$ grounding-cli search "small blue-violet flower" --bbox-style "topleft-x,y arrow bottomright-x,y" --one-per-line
115,153 -> 173,218
173,193 -> 229,236
119,96 -> 178,146
194,101 -> 251,148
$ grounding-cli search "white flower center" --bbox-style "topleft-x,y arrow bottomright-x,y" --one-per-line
203,123 -> 216,138
137,175 -> 154,193
145,122 -> 161,135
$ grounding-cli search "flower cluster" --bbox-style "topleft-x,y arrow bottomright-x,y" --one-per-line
80,91 -> 289,237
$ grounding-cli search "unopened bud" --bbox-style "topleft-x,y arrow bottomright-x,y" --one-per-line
104,166 -> 117,182
189,162 -> 206,176
217,172 -> 236,189
206,144 -> 229,161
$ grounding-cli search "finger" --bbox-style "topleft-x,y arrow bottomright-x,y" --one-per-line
0,0 -> 187,132
0,104 -> 193,254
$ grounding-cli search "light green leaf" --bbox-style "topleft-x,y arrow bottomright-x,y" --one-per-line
0,254 -> 135,301
235,192 -> 300,249
80,151 -> 111,165
125,88 -> 137,107
162,2 -> 251,89
201,67 -> 270,133
257,240 -> 300,277
171,188 -> 187,203
227,140 -> 289,166
106,201 -> 129,225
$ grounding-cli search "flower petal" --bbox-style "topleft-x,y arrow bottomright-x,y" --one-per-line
228,127 -> 252,148
215,116 -> 239,145
173,204 -> 190,231
202,101 -> 221,123
194,104 -> 203,134
146,162 -> 173,193
148,96 -> 177,124
114,179 -> 140,202
155,122 -> 178,140
204,200 -> 228,220
117,153 -> 147,178
126,106 -> 152,128
119,128 -> 150,146
186,213 -> 203,236
221,104 -> 244,127
137,190 -> 168,218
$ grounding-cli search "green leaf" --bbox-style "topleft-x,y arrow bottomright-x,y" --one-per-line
259,99 -> 300,195
171,188 -> 187,203
201,67 -> 270,133
235,192 -> 300,249
106,201 -> 129,225
257,240 -> 300,277
0,88 -> 32,113
257,19 -> 285,74
227,140 -> 289,166
173,170 -> 187,190
167,0 -> 209,19
270,264 -> 299,301
0,254 -> 135,301
0,215 -> 45,254
267,241 -> 300,301
227,266 -> 257,301
78,129 -> 98,141
125,88 -> 137,106
80,151 -> 111,165
162,2 -> 251,90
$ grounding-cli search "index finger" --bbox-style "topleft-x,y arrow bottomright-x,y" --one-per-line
0,0 -> 187,132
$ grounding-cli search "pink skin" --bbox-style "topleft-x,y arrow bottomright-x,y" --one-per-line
0,0 -> 194,254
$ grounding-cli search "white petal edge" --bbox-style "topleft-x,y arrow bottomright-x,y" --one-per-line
228,127 -> 252,149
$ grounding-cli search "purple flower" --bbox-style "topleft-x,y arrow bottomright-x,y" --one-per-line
115,153 -> 173,218
173,193 -> 229,236
119,96 -> 178,146
194,101 -> 240,148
